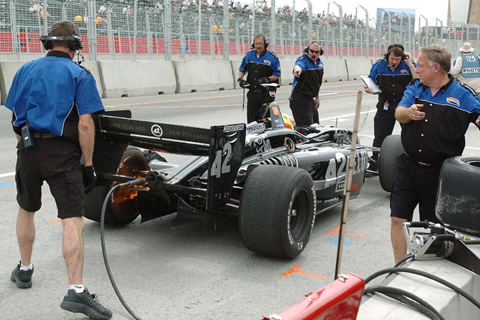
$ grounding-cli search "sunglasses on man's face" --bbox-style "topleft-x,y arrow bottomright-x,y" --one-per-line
309,49 -> 321,54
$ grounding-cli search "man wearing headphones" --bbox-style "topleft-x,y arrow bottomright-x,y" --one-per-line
451,42 -> 480,94
289,41 -> 324,127
5,21 -> 112,319
390,46 -> 480,265
238,33 -> 281,123
364,43 -> 416,170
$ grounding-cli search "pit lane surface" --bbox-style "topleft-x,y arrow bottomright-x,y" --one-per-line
1,80 -> 480,319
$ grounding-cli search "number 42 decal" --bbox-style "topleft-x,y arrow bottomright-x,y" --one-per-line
210,143 -> 233,178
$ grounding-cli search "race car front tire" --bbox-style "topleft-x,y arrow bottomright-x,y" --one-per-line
239,165 -> 315,258
378,135 -> 403,192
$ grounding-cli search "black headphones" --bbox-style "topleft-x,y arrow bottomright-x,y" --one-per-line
384,43 -> 406,61
251,33 -> 269,49
304,41 -> 324,56
40,34 -> 83,51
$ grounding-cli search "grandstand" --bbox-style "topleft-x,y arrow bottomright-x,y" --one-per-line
0,0 -> 431,59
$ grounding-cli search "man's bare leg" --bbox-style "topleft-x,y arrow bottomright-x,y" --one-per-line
17,208 -> 36,266
391,216 -> 408,265
62,217 -> 84,285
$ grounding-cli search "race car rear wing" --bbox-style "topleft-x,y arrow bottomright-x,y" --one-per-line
92,110 -> 246,209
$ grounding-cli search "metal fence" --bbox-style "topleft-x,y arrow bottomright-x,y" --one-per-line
0,0 -> 477,61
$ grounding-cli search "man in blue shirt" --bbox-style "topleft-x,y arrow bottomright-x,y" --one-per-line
5,21 -> 112,319
365,43 -> 416,170
390,46 -> 480,265
238,33 -> 281,123
289,41 -> 324,126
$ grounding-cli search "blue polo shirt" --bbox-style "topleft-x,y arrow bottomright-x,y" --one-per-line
368,59 -> 414,105
368,59 -> 413,82
239,49 -> 281,91
292,54 -> 324,97
5,51 -> 104,136
398,77 -> 480,163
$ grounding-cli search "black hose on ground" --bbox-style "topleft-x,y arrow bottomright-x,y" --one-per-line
393,253 -> 414,268
101,181 -> 146,320
363,285 -> 445,320
364,267 -> 480,310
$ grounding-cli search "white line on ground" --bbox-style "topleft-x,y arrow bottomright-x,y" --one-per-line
0,172 -> 15,178
320,109 -> 376,122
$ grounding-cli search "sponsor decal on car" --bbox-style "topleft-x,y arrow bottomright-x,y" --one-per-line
224,123 -> 245,133
246,122 -> 266,134
151,124 -> 163,137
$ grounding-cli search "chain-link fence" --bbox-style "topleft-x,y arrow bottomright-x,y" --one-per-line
0,0 -> 476,61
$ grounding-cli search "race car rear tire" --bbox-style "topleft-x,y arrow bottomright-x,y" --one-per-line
239,165 -> 315,258
85,147 -> 148,225
378,135 -> 403,192
436,156 -> 480,236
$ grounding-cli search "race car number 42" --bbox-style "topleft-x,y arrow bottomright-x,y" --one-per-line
210,143 -> 233,178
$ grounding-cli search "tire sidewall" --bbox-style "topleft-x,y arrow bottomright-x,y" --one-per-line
239,166 -> 315,258
436,156 -> 480,235
378,134 -> 403,192
282,180 -> 316,257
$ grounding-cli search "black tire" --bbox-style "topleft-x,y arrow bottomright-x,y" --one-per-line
238,165 -> 315,258
85,147 -> 149,225
378,135 -> 403,192
436,156 -> 480,236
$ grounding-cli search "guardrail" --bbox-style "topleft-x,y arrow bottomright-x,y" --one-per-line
0,57 -> 373,105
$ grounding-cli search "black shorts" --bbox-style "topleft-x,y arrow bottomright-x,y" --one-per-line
390,153 -> 442,223
15,138 -> 84,219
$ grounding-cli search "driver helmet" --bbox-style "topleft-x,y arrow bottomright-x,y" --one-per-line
282,114 -> 296,130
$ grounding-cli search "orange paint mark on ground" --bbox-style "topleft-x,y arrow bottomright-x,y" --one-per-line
50,218 -> 63,229
326,226 -> 340,234
346,231 -> 365,237
326,226 -> 364,237
351,183 -> 359,195
281,265 -> 327,279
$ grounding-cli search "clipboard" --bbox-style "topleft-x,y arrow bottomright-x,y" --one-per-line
361,76 -> 382,94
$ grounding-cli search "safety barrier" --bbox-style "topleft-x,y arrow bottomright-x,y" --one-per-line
345,58 -> 373,81
279,59 -> 296,87
82,61 -> 103,98
173,60 -> 234,93
323,58 -> 349,83
0,61 -> 27,106
1,57 -> 373,105
230,60 -> 242,89
99,60 -> 176,98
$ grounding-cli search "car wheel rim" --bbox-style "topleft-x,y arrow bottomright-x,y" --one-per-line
289,189 -> 310,241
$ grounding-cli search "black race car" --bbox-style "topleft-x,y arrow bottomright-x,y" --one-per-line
86,102 -> 371,258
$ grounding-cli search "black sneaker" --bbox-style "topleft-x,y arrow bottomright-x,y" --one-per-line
60,288 -> 112,320
10,262 -> 34,289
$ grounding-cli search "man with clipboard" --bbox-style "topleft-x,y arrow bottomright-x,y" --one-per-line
363,43 -> 417,170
